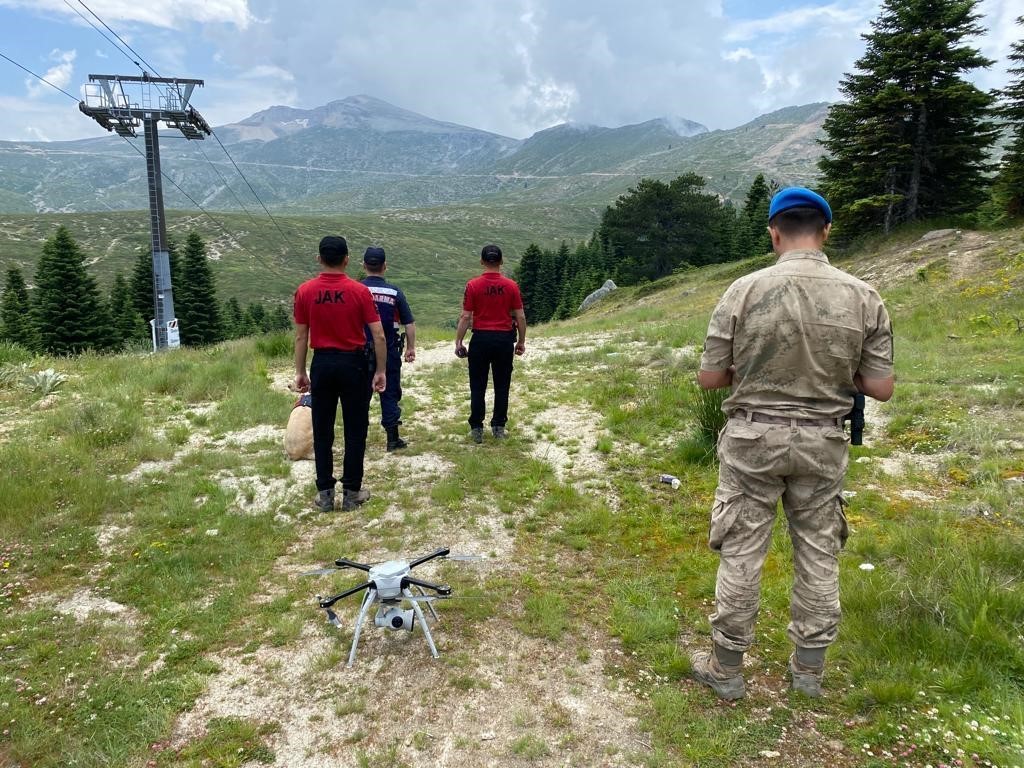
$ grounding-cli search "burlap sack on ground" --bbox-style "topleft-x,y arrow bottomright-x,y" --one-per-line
284,394 -> 314,460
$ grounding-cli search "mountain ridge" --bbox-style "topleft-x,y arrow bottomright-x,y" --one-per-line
0,95 -> 829,214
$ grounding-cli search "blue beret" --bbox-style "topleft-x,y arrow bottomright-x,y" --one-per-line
363,246 -> 386,266
768,187 -> 832,224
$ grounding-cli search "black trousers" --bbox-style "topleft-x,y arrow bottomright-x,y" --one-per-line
468,330 -> 515,429
310,350 -> 371,492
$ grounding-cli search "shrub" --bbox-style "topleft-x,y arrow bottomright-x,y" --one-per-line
24,368 -> 68,397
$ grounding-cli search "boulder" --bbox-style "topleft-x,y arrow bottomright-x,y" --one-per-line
579,279 -> 617,312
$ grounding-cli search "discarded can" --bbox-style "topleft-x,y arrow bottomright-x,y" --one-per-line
659,474 -> 681,490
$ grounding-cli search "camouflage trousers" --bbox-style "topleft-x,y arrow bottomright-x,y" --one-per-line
708,416 -> 850,653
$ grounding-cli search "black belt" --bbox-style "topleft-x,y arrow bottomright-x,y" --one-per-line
314,348 -> 365,355
732,409 -> 841,427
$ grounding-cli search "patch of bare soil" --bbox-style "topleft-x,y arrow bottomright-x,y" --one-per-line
30,587 -> 140,626
95,524 -> 130,556
529,404 -> 608,489
849,229 -> 997,290
872,451 -> 954,478
174,622 -> 649,768
122,422 -> 286,483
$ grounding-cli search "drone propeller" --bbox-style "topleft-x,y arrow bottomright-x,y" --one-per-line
323,607 -> 342,628
300,567 -> 341,577
301,553 -> 485,577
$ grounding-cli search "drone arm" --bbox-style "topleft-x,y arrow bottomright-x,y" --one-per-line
334,557 -> 372,572
403,576 -> 451,596
319,580 -> 372,609
408,547 -> 450,569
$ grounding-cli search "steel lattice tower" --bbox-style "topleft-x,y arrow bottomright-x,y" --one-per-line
79,73 -> 211,350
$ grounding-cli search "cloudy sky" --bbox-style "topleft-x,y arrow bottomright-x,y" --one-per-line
0,0 -> 1020,142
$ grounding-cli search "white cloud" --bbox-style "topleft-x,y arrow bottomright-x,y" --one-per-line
3,0 -> 1023,142
25,49 -> 75,98
725,2 -> 874,43
723,48 -> 757,63
237,64 -> 294,81
0,0 -> 252,29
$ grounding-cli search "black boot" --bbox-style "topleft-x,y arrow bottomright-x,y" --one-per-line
385,425 -> 407,451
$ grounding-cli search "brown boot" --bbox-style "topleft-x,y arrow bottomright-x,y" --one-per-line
690,647 -> 746,700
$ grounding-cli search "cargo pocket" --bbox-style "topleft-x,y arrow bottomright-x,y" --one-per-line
836,494 -> 850,551
709,488 -> 744,552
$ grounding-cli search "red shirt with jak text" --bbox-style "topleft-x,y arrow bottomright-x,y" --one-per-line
463,272 -> 523,332
293,273 -> 380,350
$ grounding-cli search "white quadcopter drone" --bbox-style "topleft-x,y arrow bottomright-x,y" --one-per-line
307,547 -> 467,667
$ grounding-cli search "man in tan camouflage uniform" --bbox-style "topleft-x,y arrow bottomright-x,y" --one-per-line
691,187 -> 894,700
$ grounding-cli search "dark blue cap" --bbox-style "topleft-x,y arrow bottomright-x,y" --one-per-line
363,246 -> 386,266
768,187 -> 832,224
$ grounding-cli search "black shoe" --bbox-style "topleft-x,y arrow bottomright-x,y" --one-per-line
385,426 -> 407,451
313,488 -> 335,513
470,427 -> 484,444
341,488 -> 370,511
492,426 -> 507,439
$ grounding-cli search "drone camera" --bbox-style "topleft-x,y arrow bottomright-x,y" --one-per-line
375,607 -> 415,632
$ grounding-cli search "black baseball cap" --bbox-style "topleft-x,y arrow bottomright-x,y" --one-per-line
363,246 -> 386,266
481,244 -> 502,262
319,236 -> 349,258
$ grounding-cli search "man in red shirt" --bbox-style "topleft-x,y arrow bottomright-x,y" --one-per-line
455,244 -> 527,443
294,236 -> 386,512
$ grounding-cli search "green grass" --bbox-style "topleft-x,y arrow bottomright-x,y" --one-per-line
1,221 -> 1022,767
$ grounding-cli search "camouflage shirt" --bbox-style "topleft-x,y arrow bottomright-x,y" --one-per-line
700,249 -> 893,419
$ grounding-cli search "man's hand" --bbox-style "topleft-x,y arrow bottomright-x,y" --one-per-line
515,341 -> 526,356
404,347 -> 416,363
455,342 -> 468,358
294,371 -> 310,393
372,371 -> 386,392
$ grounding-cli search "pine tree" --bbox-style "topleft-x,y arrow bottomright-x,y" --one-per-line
601,173 -> 732,283
223,297 -> 246,338
130,237 -> 183,324
993,16 -> 1024,218
733,174 -> 773,259
269,305 -> 291,331
246,303 -> 269,334
176,232 -> 224,346
1,267 -> 39,350
108,272 -> 147,348
516,243 -> 545,322
819,0 -> 997,235
534,247 -> 562,323
32,226 -> 113,354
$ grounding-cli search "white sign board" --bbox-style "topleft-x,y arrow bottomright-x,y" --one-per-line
166,318 -> 181,349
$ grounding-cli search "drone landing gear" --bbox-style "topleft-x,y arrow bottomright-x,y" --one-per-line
346,586 -> 441,667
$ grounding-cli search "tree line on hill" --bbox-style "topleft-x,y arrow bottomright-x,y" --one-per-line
0,226 -> 290,355
520,2 -> 1024,324
516,173 -> 775,323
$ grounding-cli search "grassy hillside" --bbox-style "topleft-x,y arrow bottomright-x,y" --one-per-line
0,223 -> 1021,767
0,203 -> 600,325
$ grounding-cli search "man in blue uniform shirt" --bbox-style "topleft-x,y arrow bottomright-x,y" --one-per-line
361,246 -> 417,450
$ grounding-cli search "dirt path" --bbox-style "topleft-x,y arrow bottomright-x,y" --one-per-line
170,336 -> 650,767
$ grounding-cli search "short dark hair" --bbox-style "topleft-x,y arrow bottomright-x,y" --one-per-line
481,244 -> 502,263
319,236 -> 348,266
769,207 -> 828,238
